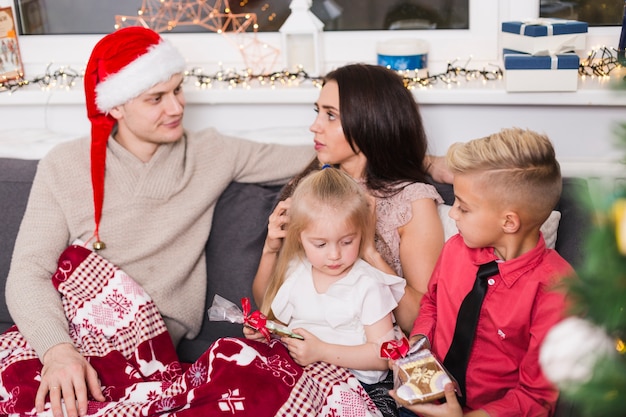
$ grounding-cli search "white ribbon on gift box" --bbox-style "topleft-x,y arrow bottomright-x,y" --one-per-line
530,50 -> 576,70
518,18 -> 577,37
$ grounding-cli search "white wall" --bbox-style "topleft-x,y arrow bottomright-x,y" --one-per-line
1,0 -> 625,179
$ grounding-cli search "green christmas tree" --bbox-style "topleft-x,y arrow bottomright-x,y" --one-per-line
539,77 -> 626,416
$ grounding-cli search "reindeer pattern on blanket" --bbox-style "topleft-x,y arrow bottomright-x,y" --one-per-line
0,245 -> 381,417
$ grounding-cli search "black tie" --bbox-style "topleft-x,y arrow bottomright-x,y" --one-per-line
443,260 -> 499,406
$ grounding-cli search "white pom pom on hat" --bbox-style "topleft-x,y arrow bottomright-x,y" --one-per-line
83,27 -> 186,248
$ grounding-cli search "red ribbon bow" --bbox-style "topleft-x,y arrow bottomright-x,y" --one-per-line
380,336 -> 410,360
241,297 -> 271,342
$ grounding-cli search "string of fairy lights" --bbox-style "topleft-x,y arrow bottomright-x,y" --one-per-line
578,46 -> 624,78
0,46 -> 622,95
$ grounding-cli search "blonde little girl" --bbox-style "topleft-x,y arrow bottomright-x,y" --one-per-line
244,167 -> 405,390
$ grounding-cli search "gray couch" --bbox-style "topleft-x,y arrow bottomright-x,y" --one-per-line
0,157 -> 591,367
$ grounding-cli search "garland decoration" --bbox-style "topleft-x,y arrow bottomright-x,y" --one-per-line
1,46 -> 621,95
187,67 -> 323,89
579,46 -> 623,78
400,59 -> 503,88
0,59 -> 503,95
1,64 -> 83,94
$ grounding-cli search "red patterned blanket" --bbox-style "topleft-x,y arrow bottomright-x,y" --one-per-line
0,245 -> 381,417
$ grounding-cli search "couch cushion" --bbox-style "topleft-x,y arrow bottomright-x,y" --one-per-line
0,158 -> 39,333
0,155 -> 590,363
438,204 -> 561,249
176,182 -> 282,363
554,177 -> 592,269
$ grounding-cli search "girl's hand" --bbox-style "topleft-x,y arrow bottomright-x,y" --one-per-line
265,198 -> 291,254
390,383 -> 463,417
281,328 -> 322,366
243,325 -> 267,342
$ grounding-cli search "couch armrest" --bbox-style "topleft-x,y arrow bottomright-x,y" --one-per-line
0,158 -> 39,330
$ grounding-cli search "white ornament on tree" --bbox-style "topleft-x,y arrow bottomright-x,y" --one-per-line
540,316 -> 616,389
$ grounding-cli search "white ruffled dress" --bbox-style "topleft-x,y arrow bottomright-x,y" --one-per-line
271,258 -> 406,384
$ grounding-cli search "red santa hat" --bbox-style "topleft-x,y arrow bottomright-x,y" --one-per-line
84,27 -> 186,249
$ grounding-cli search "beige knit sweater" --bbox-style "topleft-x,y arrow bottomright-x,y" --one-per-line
6,128 -> 314,359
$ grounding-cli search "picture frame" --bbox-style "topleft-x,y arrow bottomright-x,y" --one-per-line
0,4 -> 25,80
17,0 -> 46,34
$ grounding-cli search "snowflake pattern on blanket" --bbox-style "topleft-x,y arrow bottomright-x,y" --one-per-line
0,245 -> 382,416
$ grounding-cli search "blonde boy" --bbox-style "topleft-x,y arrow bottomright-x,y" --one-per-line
397,128 -> 573,417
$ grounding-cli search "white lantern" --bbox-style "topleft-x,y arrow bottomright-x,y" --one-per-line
279,0 -> 324,77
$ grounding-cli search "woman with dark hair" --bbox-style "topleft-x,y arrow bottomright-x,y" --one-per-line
252,63 -> 445,417
254,63 -> 444,338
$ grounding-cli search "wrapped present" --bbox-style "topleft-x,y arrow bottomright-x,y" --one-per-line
381,334 -> 457,405
207,295 -> 304,341
393,348 -> 457,405
501,18 -> 587,55
504,52 -> 579,92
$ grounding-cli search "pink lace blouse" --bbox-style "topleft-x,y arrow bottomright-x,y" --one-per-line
371,182 -> 443,277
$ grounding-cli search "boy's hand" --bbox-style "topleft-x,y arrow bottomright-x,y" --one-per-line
390,383 -> 463,417
409,334 -> 430,351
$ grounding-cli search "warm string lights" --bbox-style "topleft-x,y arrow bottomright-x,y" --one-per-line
0,59 -> 503,94
2,47 -> 622,95
579,46 -> 623,78
0,64 -> 81,93
399,59 -> 504,89
114,0 -> 258,34
187,67 -> 322,89
114,0 -> 280,73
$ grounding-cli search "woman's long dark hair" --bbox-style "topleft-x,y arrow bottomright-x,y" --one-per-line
280,63 -> 430,201
328,63 -> 429,195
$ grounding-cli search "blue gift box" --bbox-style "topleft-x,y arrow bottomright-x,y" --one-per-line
503,52 -> 579,70
503,51 -> 579,92
501,19 -> 587,55
502,20 -> 588,37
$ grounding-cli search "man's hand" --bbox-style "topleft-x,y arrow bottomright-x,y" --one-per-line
425,155 -> 454,184
35,343 -> 105,417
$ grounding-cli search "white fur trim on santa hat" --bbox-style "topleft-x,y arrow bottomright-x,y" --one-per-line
95,40 -> 186,113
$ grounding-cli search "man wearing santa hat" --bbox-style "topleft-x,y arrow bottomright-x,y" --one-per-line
5,27 -> 314,417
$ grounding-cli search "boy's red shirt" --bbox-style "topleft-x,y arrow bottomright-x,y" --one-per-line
411,234 -> 573,416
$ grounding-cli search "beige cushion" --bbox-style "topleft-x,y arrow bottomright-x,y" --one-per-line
437,205 -> 561,249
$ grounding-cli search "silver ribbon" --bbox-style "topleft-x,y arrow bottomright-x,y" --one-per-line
518,18 -> 576,36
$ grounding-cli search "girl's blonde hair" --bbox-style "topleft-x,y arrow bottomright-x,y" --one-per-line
260,168 -> 371,317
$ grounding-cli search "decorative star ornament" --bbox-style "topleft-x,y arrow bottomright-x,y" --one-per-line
115,0 -> 280,72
